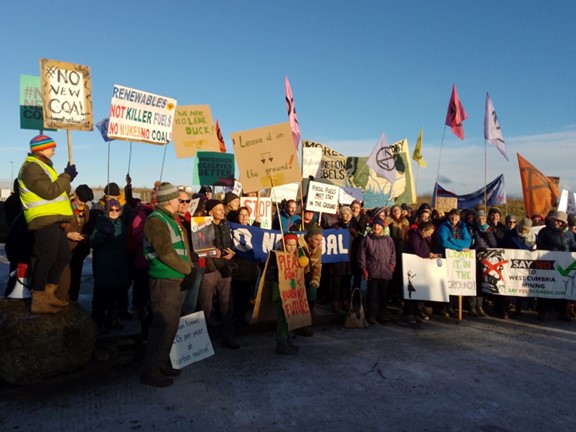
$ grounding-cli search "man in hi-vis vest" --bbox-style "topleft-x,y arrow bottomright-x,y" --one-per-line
141,182 -> 194,388
18,135 -> 78,313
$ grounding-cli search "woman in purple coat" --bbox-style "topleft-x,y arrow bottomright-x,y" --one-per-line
358,218 -> 396,324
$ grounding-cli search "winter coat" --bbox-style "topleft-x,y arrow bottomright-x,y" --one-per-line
405,228 -> 432,259
436,220 -> 472,254
90,214 -> 129,287
358,233 -> 396,280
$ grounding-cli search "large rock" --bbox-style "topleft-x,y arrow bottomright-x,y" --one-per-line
0,298 -> 96,385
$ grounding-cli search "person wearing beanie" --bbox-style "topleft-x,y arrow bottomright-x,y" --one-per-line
386,205 -> 410,308
359,217 -> 396,324
487,206 -> 506,246
141,182 -> 194,387
349,200 -> 369,289
224,191 -> 241,222
18,134 -> 78,314
57,184 -> 95,302
262,232 -> 307,354
89,198 -> 130,334
536,210 -> 571,322
199,185 -> 213,199
198,200 -> 241,350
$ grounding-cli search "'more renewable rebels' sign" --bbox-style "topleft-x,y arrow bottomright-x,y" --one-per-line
107,84 -> 177,145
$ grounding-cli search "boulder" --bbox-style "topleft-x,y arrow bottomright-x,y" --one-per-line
0,298 -> 96,385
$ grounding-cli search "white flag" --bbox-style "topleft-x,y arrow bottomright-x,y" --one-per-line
484,93 -> 508,161
366,133 -> 396,184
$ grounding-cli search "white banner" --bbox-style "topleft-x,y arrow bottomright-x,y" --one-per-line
402,254 -> 449,302
479,248 -> 576,300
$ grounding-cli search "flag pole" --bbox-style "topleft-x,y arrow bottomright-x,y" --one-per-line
159,142 -> 168,182
270,177 -> 286,252
434,127 -> 447,206
484,141 -> 487,212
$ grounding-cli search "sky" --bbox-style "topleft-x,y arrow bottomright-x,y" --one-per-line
1,0 -> 575,199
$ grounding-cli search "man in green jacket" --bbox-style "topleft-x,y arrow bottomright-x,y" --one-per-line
18,135 -> 78,313
141,182 -> 194,388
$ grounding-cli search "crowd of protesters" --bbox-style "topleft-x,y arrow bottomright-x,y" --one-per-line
3,135 -> 576,387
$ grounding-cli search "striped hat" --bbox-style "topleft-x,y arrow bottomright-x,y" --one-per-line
156,182 -> 180,204
30,135 -> 56,152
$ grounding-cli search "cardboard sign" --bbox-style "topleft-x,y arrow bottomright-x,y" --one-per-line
276,251 -> 311,331
240,197 -> 273,229
169,311 -> 214,369
40,58 -> 93,131
305,181 -> 339,214
173,104 -> 220,158
231,122 -> 300,193
445,249 -> 477,296
270,182 -> 299,203
20,75 -> 55,131
435,196 -> 458,213
107,84 -> 177,145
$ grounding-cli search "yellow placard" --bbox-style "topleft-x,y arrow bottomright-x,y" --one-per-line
172,104 -> 220,158
435,196 -> 458,213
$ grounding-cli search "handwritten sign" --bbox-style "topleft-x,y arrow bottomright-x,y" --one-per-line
173,104 -> 220,158
169,311 -> 214,369
305,181 -> 339,214
107,84 -> 176,145
240,197 -> 272,228
302,146 -> 322,178
435,196 -> 458,213
276,251 -> 311,330
445,249 -> 476,296
231,122 -> 300,193
40,58 -> 93,130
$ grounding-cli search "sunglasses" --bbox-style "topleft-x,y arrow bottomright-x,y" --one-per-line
179,199 -> 191,204
109,208 -> 121,213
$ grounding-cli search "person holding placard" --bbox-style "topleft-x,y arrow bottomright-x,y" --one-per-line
18,135 -> 78,313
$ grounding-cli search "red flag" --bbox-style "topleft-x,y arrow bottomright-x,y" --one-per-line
445,84 -> 468,140
285,76 -> 301,150
517,153 -> 559,218
215,120 -> 227,153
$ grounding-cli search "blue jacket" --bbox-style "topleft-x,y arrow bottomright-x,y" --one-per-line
436,220 -> 472,254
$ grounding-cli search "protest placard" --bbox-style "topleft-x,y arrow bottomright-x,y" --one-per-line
435,196 -> 458,213
270,182 -> 299,203
195,151 -> 235,187
302,140 -> 347,186
169,311 -> 214,369
240,197 -> 273,228
231,122 -> 300,193
107,84 -> 176,145
276,251 -> 311,330
302,146 -> 322,178
190,216 -> 217,257
173,104 -> 220,157
20,75 -> 55,131
305,181 -> 339,214
40,58 -> 93,131
401,254 -> 449,302
445,249 -> 477,296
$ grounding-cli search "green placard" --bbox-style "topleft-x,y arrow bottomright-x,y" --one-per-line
19,74 -> 55,131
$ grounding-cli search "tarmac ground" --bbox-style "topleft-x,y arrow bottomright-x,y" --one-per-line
1,252 -> 576,431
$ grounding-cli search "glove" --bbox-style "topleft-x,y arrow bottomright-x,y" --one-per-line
125,174 -> 132,185
64,163 -> 78,181
389,264 -> 395,272
362,269 -> 369,280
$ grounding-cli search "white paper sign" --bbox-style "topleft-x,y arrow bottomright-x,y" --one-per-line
402,254 -> 449,302
271,182 -> 299,203
169,311 -> 214,369
445,249 -> 477,296
302,146 -> 322,178
558,189 -> 576,214
305,181 -> 339,214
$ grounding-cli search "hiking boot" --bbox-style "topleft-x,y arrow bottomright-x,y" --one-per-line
293,326 -> 314,337
160,366 -> 182,377
468,308 -> 479,317
45,284 -> 69,308
140,372 -> 173,388
31,290 -> 64,314
476,307 -> 487,318
447,308 -> 459,319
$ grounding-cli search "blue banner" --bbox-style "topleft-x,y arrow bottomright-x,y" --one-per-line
230,223 -> 350,264
433,174 -> 506,209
